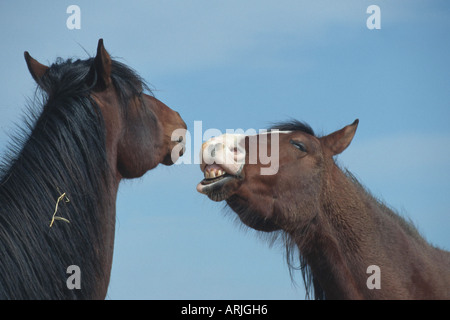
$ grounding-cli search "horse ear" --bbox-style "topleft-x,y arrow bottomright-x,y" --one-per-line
24,51 -> 49,84
86,39 -> 112,91
321,119 -> 359,156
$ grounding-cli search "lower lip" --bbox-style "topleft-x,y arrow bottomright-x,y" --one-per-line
196,174 -> 236,194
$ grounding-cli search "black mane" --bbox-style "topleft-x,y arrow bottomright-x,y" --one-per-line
0,56 -> 145,298
39,57 -> 150,111
269,120 -> 315,136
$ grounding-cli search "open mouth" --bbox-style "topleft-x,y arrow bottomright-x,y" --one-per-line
200,165 -> 231,185
197,164 -> 241,201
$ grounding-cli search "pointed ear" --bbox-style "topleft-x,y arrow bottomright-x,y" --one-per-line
320,119 -> 359,156
24,51 -> 49,84
86,39 -> 112,91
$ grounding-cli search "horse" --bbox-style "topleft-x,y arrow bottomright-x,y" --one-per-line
196,119 -> 450,299
0,39 -> 186,299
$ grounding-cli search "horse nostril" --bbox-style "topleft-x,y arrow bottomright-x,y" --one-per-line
177,136 -> 183,143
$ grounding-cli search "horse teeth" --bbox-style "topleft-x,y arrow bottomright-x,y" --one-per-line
204,167 -> 226,180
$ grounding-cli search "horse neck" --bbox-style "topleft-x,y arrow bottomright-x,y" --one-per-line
0,101 -> 119,299
289,163 -> 447,299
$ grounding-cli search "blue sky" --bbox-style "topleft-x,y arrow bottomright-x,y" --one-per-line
0,1 -> 449,299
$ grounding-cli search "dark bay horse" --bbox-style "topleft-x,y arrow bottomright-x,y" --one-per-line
197,120 -> 450,299
0,39 -> 186,299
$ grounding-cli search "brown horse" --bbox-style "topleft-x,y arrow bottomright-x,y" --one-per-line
197,120 -> 450,299
0,39 -> 186,299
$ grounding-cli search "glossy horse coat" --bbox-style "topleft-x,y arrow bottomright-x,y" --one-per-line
197,120 -> 450,299
0,39 -> 186,299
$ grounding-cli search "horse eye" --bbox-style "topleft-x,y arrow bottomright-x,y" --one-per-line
289,140 -> 307,152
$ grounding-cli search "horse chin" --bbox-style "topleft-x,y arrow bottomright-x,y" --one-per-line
226,195 -> 280,232
197,175 -> 240,202
197,174 -> 280,231
161,153 -> 175,166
